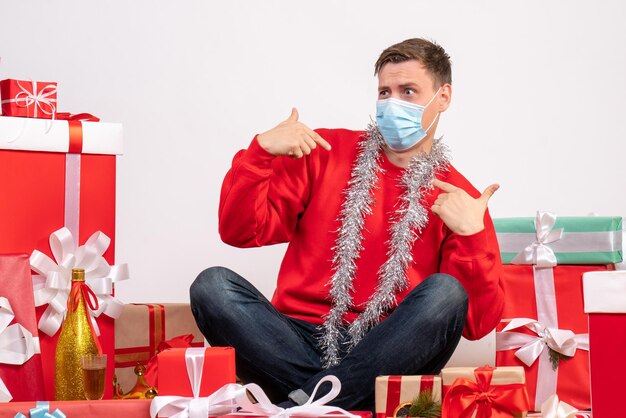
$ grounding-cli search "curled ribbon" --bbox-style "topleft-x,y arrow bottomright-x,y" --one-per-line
496,318 -> 589,367
0,297 -> 41,403
540,394 -> 590,418
29,227 -> 130,337
150,348 -> 358,418
511,212 -> 564,268
1,80 -> 58,119
13,401 -> 66,418
442,366 -> 530,418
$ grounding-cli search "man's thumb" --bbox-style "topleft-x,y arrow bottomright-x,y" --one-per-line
288,107 -> 299,122
480,184 -> 500,204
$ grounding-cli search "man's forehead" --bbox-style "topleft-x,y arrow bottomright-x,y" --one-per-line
377,60 -> 432,86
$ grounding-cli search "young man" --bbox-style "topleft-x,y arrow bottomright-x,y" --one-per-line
191,38 -> 504,411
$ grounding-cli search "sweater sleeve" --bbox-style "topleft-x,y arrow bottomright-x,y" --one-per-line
438,209 -> 505,340
218,134 -> 313,248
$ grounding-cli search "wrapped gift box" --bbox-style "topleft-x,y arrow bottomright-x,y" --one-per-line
0,115 -> 123,399
1,399 -> 150,417
0,254 -> 45,402
494,213 -> 622,265
115,303 -> 205,392
156,347 -> 235,396
0,79 -> 58,119
583,270 -> 626,418
495,264 -> 612,411
441,366 -> 529,418
375,375 -> 441,418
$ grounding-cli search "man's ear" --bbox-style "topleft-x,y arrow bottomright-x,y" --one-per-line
438,83 -> 452,112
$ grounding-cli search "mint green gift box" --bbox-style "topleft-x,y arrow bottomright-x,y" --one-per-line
494,213 -> 622,265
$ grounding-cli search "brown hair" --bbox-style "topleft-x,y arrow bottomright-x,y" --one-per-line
374,38 -> 452,88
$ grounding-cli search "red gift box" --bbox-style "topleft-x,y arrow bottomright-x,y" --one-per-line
156,347 -> 236,396
496,264 -> 613,411
374,375 -> 441,418
441,366 -> 530,418
0,115 -> 123,400
583,270 -> 626,418
1,79 -> 57,119
0,399 -> 151,417
0,254 -> 45,401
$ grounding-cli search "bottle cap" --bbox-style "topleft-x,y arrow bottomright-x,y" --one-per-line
71,268 -> 86,282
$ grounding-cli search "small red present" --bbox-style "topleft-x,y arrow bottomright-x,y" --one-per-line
495,264 -> 612,411
583,270 -> 626,418
375,375 -> 441,418
441,366 -> 530,418
0,254 -> 45,401
156,347 -> 236,397
1,79 -> 57,119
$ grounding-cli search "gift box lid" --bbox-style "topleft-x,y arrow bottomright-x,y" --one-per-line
494,214 -> 622,265
0,115 -> 123,155
583,270 -> 626,313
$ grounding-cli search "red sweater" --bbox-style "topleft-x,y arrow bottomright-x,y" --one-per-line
219,128 -> 504,340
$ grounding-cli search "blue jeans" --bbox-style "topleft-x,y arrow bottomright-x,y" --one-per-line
190,267 -> 467,411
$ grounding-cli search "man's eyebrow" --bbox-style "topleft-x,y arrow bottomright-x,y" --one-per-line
378,82 -> 421,91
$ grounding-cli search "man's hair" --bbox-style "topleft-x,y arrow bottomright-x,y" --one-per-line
374,38 -> 452,88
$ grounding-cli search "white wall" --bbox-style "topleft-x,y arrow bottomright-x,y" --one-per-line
1,0 -> 624,303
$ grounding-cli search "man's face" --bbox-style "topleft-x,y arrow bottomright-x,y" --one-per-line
377,60 -> 451,138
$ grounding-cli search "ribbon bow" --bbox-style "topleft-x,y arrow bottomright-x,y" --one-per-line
511,212 -> 564,267
14,401 -> 66,418
540,394 -> 590,418
0,297 -> 41,403
3,80 -> 58,119
144,334 -> 197,387
235,375 -> 357,418
496,318 -> 589,368
442,366 -> 530,418
29,227 -> 130,337
150,348 -> 358,418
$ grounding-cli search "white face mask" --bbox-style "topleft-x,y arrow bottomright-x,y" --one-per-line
376,88 -> 441,151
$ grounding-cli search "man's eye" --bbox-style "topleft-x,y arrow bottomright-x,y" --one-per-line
404,88 -> 415,95
379,91 -> 388,97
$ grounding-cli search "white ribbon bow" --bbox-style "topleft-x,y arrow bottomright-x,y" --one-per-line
235,375 -> 357,418
540,394 -> 590,418
1,80 -> 57,119
511,212 -> 564,267
496,318 -> 589,367
29,227 -> 130,337
0,297 -> 41,402
150,348 -> 358,418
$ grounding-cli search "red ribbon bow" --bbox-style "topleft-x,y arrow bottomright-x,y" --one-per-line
67,281 -> 99,313
143,334 -> 196,387
442,366 -> 530,418
66,280 -> 103,353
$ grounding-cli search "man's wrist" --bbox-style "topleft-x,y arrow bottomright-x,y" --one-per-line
455,222 -> 484,236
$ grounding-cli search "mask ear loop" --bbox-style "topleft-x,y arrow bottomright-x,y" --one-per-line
424,112 -> 440,134
422,86 -> 443,134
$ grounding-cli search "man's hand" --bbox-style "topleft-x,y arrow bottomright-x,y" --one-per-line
257,108 -> 332,159
431,179 -> 499,236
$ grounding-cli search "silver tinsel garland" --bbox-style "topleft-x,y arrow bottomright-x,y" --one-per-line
319,123 -> 450,368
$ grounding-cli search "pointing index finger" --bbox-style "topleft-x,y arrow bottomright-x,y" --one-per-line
432,178 -> 458,193
303,126 -> 332,151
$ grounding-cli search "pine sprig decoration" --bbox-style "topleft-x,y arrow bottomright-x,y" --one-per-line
407,390 -> 441,418
548,347 -> 572,371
